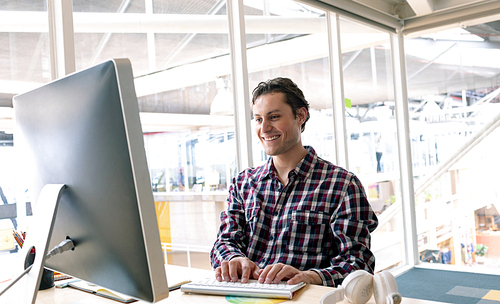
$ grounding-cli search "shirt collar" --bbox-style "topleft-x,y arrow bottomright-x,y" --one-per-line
257,146 -> 317,182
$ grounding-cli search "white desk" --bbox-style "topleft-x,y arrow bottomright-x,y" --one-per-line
30,265 -> 449,304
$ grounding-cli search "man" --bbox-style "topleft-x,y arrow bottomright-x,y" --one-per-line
210,77 -> 378,287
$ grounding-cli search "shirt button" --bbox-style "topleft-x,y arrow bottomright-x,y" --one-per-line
273,211 -> 279,216
269,236 -> 274,241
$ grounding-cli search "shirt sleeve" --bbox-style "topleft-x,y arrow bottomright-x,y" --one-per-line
311,174 -> 378,287
210,177 -> 248,269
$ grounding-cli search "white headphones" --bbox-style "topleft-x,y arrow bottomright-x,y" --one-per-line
320,270 -> 402,304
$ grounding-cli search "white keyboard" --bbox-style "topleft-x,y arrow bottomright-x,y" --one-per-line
180,278 -> 306,299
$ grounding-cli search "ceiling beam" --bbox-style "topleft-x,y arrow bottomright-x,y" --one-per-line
139,112 -> 234,132
403,1 -> 500,35
0,11 -> 325,34
298,0 -> 401,32
406,0 -> 434,16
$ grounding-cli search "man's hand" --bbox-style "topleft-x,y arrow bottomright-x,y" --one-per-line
258,263 -> 322,285
215,257 -> 261,283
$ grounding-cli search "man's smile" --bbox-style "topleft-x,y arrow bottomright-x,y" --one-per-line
263,135 -> 281,141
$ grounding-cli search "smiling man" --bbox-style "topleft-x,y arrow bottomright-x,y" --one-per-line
210,77 -> 378,287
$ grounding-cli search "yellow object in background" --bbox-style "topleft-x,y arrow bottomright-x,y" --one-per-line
155,201 -> 171,244
0,229 -> 15,251
155,201 -> 172,264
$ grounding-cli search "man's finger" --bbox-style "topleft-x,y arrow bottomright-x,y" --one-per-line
240,262 -> 251,283
273,265 -> 296,283
220,261 -> 231,282
252,268 -> 261,280
228,259 -> 240,282
259,264 -> 279,283
215,267 -> 223,281
264,264 -> 284,283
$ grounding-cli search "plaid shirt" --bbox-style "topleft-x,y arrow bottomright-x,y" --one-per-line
210,146 -> 378,287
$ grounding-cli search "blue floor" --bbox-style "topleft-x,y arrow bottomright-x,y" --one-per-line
396,268 -> 500,304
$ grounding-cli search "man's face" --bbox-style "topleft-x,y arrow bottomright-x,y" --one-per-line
253,92 -> 305,157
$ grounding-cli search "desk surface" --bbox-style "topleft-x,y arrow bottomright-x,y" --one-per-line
31,265 -> 449,304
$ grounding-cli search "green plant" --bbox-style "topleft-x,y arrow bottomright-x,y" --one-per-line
385,195 -> 396,205
476,244 -> 488,257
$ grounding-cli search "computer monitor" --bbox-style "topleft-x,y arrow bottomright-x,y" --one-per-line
7,59 -> 169,303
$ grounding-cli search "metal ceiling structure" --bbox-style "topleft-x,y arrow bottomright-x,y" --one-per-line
303,0 -> 500,36
0,0 -> 499,122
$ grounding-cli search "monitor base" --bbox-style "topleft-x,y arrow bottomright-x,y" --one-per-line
0,184 -> 65,304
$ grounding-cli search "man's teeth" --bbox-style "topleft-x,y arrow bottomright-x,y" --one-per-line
264,135 -> 279,141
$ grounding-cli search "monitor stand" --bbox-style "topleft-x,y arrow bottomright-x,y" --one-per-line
0,184 -> 65,304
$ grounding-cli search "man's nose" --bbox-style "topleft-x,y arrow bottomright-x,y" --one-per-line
261,119 -> 272,132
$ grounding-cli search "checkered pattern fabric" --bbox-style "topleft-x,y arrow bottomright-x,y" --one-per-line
210,146 -> 378,287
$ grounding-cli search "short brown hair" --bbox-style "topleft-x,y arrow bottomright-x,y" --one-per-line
251,77 -> 310,132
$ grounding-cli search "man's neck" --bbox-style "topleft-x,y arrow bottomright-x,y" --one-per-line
272,145 -> 308,186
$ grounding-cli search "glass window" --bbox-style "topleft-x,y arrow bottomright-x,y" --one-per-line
1,0 -> 235,271
73,0 -> 147,75
340,17 -> 404,271
0,0 -> 50,280
406,23 -> 500,269
243,0 -> 332,165
135,1 -> 234,269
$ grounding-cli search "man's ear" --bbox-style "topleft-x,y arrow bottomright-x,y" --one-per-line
296,107 -> 307,125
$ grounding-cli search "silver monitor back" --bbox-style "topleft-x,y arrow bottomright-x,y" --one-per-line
12,59 -> 169,302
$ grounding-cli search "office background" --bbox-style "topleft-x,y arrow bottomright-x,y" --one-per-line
0,0 -> 499,280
